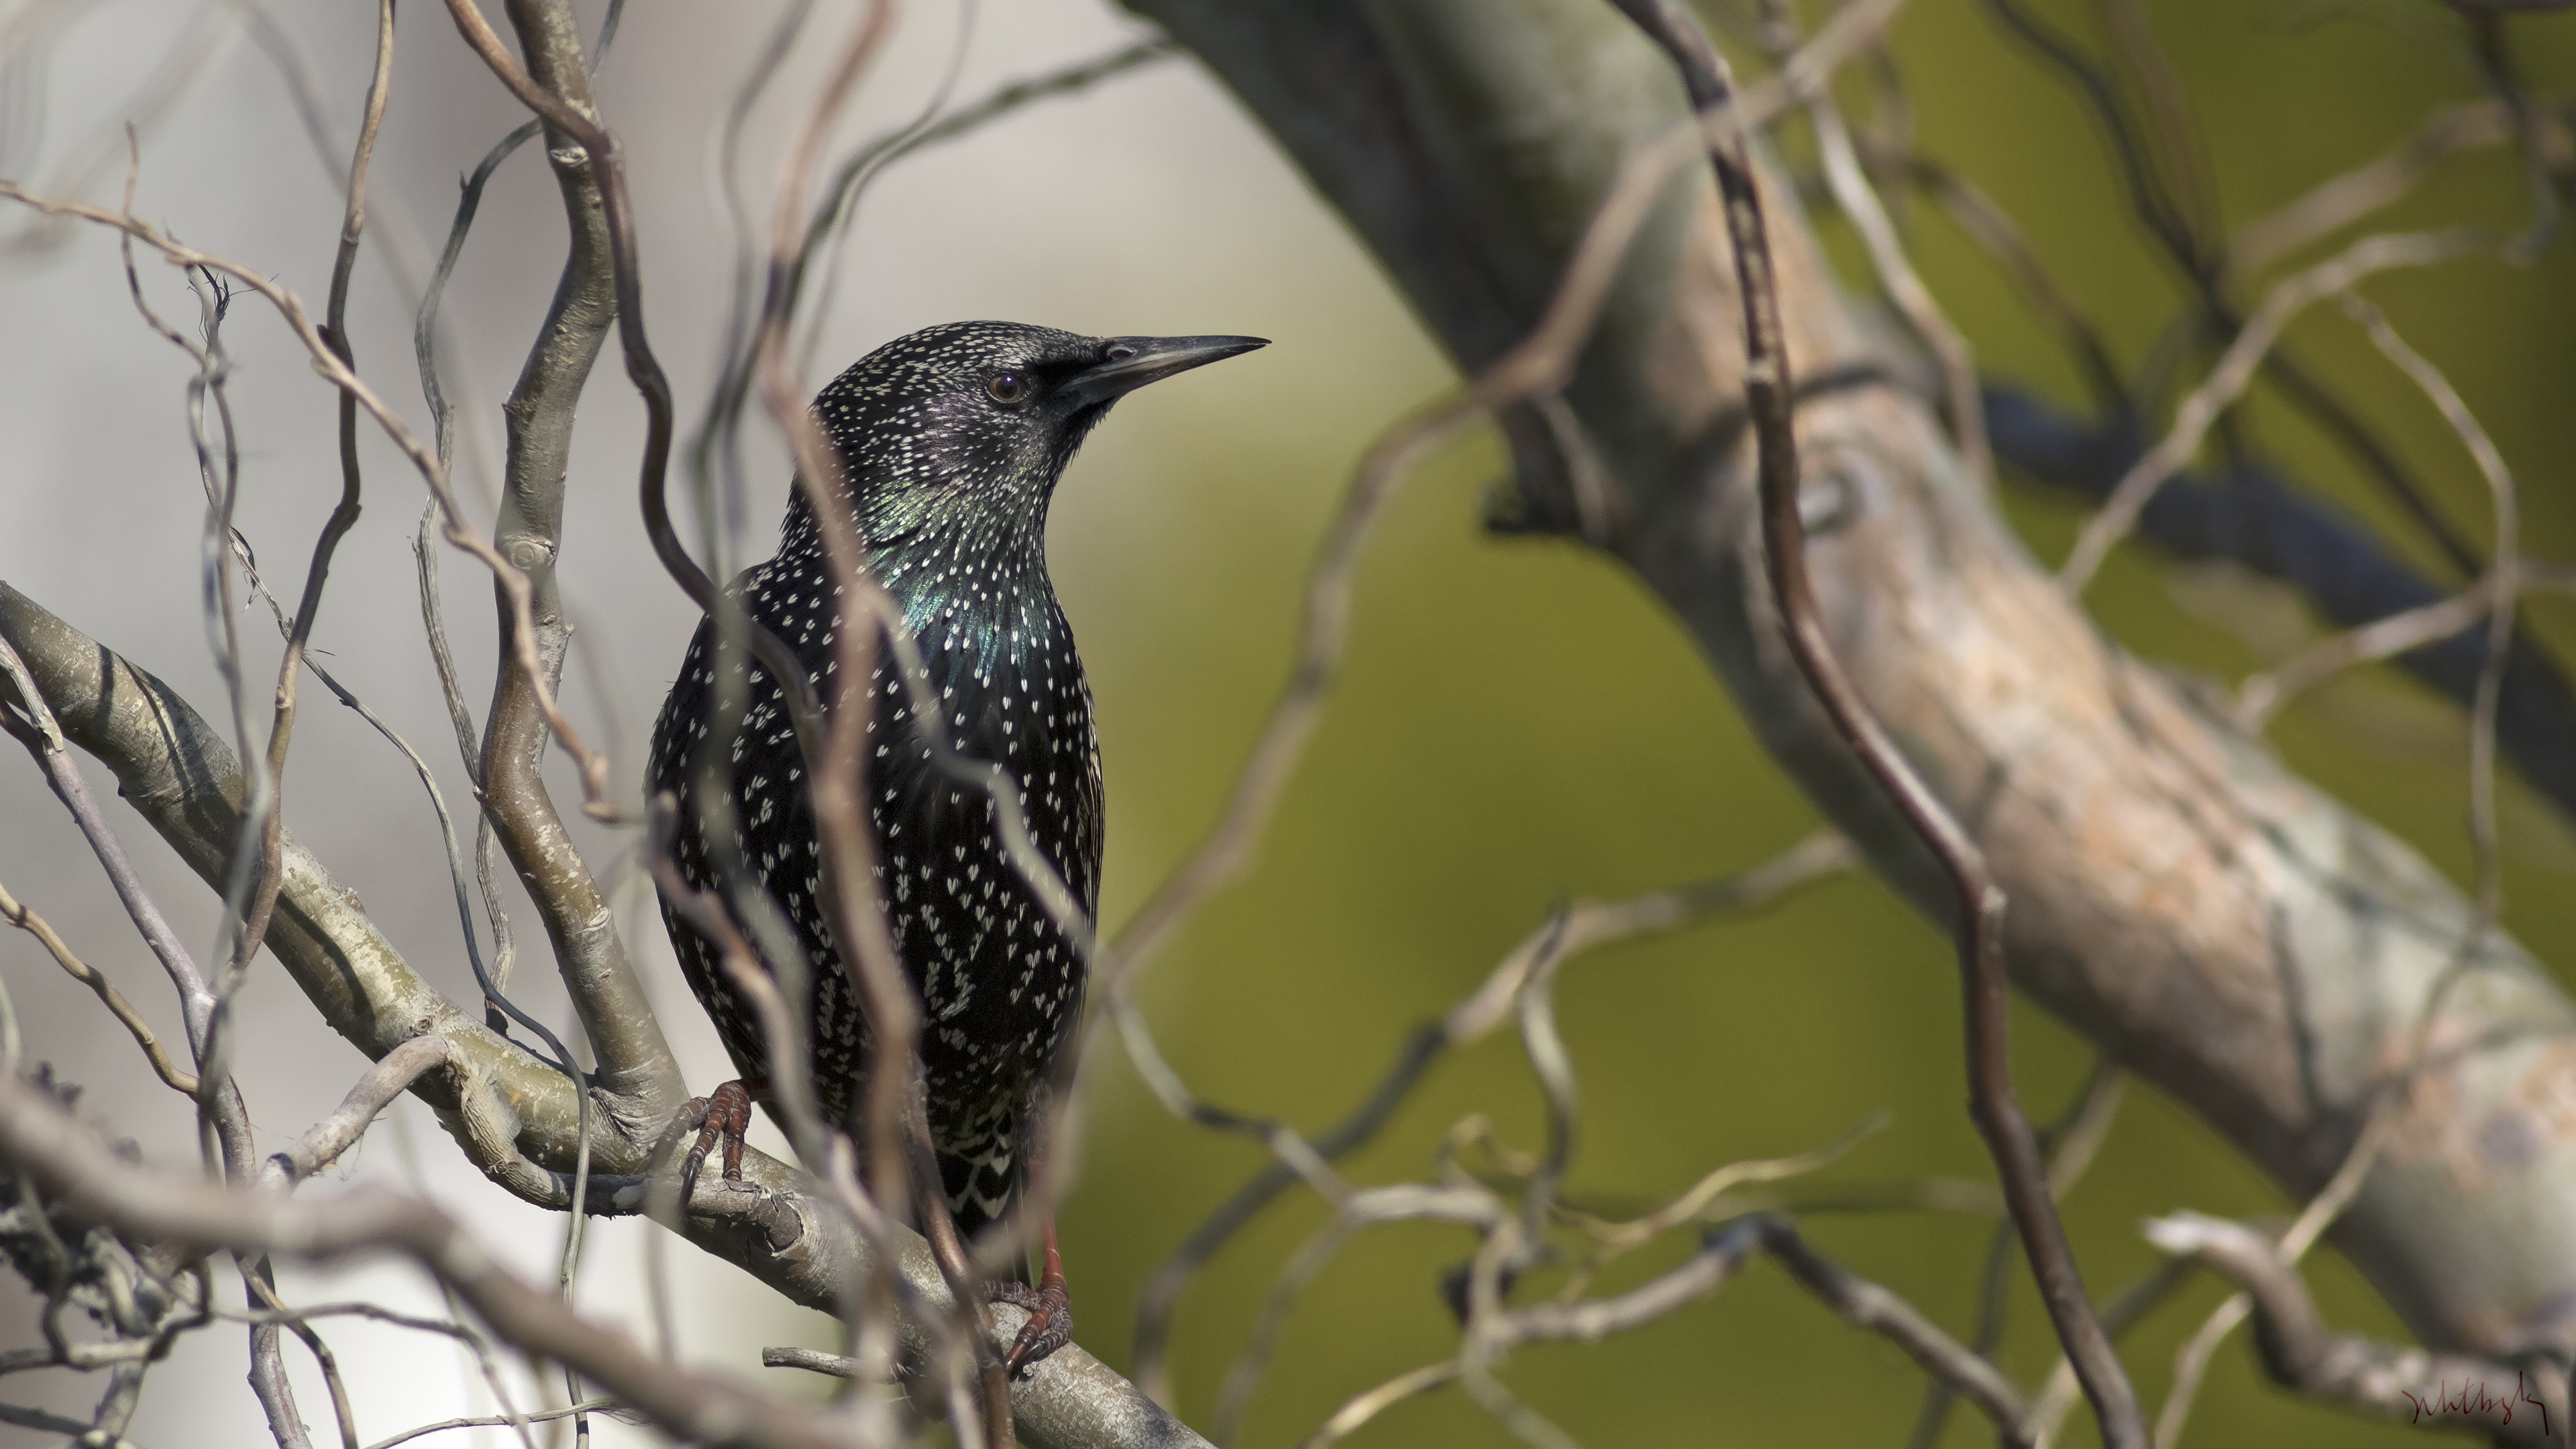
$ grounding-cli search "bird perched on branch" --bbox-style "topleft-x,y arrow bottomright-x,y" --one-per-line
648,321 -> 1265,1375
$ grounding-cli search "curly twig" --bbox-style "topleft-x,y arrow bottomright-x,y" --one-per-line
1608,1 -> 2141,1441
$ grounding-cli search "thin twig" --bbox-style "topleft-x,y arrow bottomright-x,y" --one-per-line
1097,0 -> 1898,1000
2234,578 -> 2499,730
2340,294 -> 2519,934
2150,1110 -> 2392,1446
261,1038 -> 455,1189
1986,0 -> 2491,582
2153,288 -> 2528,1449
0,1072 -> 846,1449
1910,1060 -> 2123,1449
358,1399 -> 621,1449
0,876 -> 198,1094
1212,1186 -> 1506,1443
1128,830 -> 1854,1397
209,0 -> 396,1093
0,184 -> 618,813
1608,1 -> 2141,1442
1807,97 -> 1990,487
2057,227 -> 2489,596
2232,98 -> 2524,276
2145,1212 -> 2561,1446
1890,150 -> 2126,409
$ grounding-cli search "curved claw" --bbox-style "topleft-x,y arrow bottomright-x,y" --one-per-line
680,1079 -> 756,1199
992,1277 -> 1073,1378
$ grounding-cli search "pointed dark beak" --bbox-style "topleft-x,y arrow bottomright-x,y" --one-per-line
1061,334 -> 1269,407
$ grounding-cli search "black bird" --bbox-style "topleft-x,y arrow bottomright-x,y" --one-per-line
648,321 -> 1265,1374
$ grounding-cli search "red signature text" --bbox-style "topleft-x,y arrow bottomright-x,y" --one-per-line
2399,1371 -> 2550,1437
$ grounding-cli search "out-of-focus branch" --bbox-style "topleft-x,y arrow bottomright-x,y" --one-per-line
2231,97 -> 2538,276
1140,0 -> 2576,1381
0,1070 -> 846,1449
358,1399 -> 617,1449
2234,578 -> 2500,731
2057,229 -> 2487,594
0,876 -> 197,1095
1807,99 -> 1988,487
0,582 -> 1208,1449
1124,829 -> 1856,1395
0,1069 -> 208,1446
2147,1212 -> 2565,1446
1101,0 -> 1896,998
1984,388 -> 2576,821
1983,0 -> 2491,585
1295,1211 -> 2032,1448
0,1402 -> 150,1448
1607,1 -> 2137,1438
1503,1215 -> 2032,1445
790,35 -> 1178,376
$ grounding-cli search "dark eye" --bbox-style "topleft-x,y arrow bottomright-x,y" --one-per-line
987,372 -> 1028,405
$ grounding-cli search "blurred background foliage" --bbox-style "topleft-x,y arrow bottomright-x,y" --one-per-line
1067,2 -> 2576,1446
0,0 -> 2570,1445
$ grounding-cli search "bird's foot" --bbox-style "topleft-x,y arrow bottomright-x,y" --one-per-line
991,1276 -> 1073,1378
680,1079 -> 757,1199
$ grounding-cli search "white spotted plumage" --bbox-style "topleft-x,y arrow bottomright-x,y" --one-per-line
650,322 -> 1112,1230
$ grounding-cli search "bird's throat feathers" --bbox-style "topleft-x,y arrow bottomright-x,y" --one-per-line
778,454 -> 1075,692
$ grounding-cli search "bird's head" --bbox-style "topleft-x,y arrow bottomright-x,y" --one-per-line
806,321 -> 1267,549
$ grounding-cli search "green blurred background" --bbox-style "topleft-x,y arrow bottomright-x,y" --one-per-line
1044,4 -> 2576,1446
0,0 -> 2571,1445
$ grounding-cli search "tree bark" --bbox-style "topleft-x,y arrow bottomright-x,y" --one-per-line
1136,0 -> 2576,1360
0,576 -> 1207,1449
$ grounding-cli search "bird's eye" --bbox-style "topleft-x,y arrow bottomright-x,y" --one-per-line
987,372 -> 1028,405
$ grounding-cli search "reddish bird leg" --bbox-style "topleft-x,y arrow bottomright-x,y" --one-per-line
993,1214 -> 1074,1377
680,1077 -> 761,1193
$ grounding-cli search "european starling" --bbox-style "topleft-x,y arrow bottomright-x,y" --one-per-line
648,321 -> 1265,1373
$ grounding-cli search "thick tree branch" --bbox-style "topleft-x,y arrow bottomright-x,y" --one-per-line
2147,1212 -> 2566,1445
0,581 -> 592,1176
1135,0 -> 2576,1366
0,1069 -> 847,1449
1986,386 -> 2576,821
1611,1 -> 2140,1435
470,0 -> 684,1130
0,581 -> 1203,1449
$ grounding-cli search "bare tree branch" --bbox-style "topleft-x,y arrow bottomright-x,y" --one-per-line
1606,1 -> 2138,1438
1138,0 -> 2576,1380
2231,97 -> 2537,276
0,875 -> 198,1095
0,580 -> 1207,1449
262,1038 -> 455,1190
470,0 -> 684,1129
0,1067 -> 851,1449
2147,1212 -> 2565,1446
2057,228 -> 2490,594
1983,386 -> 2576,820
360,1399 -> 621,1449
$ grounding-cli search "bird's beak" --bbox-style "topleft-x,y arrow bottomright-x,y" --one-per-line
1061,334 -> 1269,407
